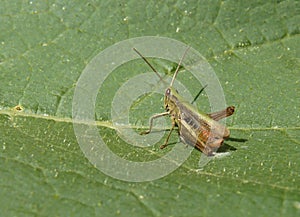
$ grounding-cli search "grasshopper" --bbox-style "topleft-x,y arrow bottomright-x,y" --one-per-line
133,48 -> 235,156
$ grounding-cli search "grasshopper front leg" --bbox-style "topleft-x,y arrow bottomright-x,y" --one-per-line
160,119 -> 176,149
140,112 -> 169,135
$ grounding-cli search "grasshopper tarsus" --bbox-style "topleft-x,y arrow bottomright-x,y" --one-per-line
160,144 -> 167,149
140,130 -> 150,135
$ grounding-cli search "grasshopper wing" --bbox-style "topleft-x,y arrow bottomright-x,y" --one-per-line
177,101 -> 232,155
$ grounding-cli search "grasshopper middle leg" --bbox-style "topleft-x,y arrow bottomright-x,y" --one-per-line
140,112 -> 169,135
160,119 -> 176,149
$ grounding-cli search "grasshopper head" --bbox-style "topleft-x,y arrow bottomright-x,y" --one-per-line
164,87 -> 178,112
164,88 -> 171,108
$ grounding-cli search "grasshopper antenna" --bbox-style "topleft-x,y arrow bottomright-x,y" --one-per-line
191,84 -> 208,104
170,46 -> 190,87
133,48 -> 166,84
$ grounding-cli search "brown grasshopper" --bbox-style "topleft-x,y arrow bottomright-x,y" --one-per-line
133,48 -> 235,156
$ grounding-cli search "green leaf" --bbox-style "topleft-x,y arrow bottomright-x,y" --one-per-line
1,1 -> 299,217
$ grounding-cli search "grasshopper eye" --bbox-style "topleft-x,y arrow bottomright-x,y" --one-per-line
165,88 -> 171,96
